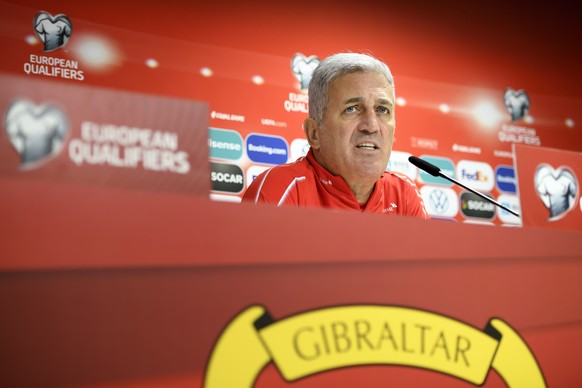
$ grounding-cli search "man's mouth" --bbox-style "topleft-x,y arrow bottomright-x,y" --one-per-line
356,142 -> 378,150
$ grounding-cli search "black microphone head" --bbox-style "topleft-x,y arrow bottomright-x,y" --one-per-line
408,156 -> 441,177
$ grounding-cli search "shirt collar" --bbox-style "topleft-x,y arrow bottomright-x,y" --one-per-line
306,149 -> 384,211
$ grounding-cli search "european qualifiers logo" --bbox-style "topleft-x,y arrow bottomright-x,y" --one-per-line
4,99 -> 68,169
1,74 -> 207,193
503,88 -> 530,122
284,92 -> 309,114
69,121 -> 191,174
535,164 -> 579,221
34,11 -> 72,52
24,11 -> 84,81
498,88 -> 541,147
290,53 -> 320,91
204,305 -> 547,387
283,53 -> 319,114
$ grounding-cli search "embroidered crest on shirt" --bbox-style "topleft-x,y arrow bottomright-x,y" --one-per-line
384,202 -> 398,213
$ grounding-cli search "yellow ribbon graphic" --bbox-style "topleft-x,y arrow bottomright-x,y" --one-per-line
204,305 -> 546,387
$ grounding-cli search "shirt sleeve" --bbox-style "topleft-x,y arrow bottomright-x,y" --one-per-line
241,168 -> 300,206
404,180 -> 430,220
390,172 -> 430,220
241,169 -> 269,204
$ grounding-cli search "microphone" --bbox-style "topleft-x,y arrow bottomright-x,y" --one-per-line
408,156 -> 520,218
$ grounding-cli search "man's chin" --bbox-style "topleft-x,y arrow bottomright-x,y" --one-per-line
361,160 -> 387,174
350,165 -> 386,181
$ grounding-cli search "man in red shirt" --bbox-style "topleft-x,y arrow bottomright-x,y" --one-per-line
242,52 -> 428,219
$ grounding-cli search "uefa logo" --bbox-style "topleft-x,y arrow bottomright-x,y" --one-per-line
535,164 -> 579,221
503,88 -> 530,122
4,99 -> 69,169
33,11 -> 73,52
291,53 -> 320,91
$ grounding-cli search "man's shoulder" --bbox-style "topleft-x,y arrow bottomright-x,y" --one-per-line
380,170 -> 420,192
242,156 -> 315,203
256,157 -> 317,194
379,170 -> 428,218
262,156 -> 313,181
382,170 -> 416,184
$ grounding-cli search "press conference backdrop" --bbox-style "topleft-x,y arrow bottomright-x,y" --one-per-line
1,1 -> 581,228
1,2 -> 582,387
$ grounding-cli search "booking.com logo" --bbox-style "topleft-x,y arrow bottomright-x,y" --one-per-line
246,133 -> 288,165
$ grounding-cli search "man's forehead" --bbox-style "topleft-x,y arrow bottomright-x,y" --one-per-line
330,72 -> 392,97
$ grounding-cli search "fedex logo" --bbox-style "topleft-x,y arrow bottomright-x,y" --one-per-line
460,169 -> 489,182
456,160 -> 494,192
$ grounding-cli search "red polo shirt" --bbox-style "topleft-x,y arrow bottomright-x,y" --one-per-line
242,150 -> 429,219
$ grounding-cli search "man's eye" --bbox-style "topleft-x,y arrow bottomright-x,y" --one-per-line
377,106 -> 390,114
345,106 -> 357,113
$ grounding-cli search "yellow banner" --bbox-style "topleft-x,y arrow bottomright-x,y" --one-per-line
204,305 -> 546,387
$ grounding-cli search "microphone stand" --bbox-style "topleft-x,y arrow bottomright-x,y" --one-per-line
437,172 -> 520,218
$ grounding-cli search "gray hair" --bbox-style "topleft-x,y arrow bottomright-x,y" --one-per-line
307,52 -> 395,124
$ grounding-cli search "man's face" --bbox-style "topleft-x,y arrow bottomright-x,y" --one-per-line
308,71 -> 395,186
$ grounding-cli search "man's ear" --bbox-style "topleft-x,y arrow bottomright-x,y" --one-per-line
303,117 -> 321,150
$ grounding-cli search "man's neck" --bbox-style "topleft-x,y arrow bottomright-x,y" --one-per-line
348,181 -> 376,204
309,149 -> 378,204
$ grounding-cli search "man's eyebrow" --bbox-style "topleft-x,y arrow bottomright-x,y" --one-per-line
342,97 -> 393,106
342,97 -> 363,105
377,98 -> 393,106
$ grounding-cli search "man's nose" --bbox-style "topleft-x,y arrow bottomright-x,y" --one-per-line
358,109 -> 380,133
